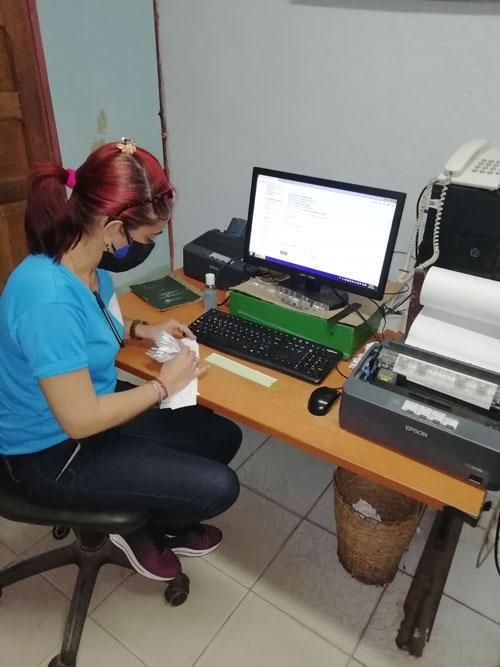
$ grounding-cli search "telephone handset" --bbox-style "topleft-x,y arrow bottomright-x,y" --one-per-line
438,138 -> 500,190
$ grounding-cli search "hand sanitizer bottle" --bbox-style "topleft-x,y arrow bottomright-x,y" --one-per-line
204,273 -> 217,312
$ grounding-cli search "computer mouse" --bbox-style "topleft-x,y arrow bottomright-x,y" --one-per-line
307,386 -> 341,416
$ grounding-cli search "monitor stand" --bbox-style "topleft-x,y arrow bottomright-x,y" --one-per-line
285,275 -> 348,310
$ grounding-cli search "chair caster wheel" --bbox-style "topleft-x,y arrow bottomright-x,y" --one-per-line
164,573 -> 189,606
52,526 -> 70,540
48,655 -> 75,667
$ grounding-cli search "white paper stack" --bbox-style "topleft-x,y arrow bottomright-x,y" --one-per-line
405,267 -> 500,374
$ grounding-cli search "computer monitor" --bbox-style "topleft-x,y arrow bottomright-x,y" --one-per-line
244,167 -> 406,309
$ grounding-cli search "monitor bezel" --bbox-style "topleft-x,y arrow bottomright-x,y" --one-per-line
243,166 -> 406,301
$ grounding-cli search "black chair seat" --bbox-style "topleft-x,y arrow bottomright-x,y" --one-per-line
0,463 -> 147,534
0,456 -> 189,667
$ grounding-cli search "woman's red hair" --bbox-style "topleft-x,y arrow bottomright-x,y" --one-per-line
25,142 -> 174,260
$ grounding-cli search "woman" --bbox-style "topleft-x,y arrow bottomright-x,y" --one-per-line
0,139 -> 241,582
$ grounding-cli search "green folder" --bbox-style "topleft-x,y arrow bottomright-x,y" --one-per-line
129,274 -> 201,311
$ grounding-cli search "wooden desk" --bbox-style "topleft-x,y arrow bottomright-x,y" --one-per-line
117,286 -> 486,657
117,292 -> 484,519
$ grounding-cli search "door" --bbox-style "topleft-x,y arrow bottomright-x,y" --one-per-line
0,0 -> 59,291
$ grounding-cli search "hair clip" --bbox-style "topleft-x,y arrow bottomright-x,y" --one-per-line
117,138 -> 137,156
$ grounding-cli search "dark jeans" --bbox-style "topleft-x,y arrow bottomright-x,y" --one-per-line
5,383 -> 241,527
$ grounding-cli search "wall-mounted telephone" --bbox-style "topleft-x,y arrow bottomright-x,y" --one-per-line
438,139 -> 500,191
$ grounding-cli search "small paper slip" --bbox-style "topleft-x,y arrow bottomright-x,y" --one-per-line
205,352 -> 277,387
160,339 -> 199,410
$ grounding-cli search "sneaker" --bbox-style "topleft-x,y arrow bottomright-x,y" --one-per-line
110,528 -> 181,581
165,524 -> 223,557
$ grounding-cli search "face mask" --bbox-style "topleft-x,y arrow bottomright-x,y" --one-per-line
98,240 -> 155,272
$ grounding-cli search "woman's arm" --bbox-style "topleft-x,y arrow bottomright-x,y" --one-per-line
39,346 -> 204,439
39,369 -> 160,439
124,317 -> 195,342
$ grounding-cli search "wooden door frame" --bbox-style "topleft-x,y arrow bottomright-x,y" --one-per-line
1,0 -> 60,166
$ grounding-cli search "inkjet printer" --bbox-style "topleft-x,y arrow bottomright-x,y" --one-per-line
183,218 -> 259,289
340,339 -> 500,490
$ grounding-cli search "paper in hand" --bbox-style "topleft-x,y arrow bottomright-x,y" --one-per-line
160,338 -> 199,410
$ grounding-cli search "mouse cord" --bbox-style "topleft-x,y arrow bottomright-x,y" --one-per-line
335,360 -> 349,380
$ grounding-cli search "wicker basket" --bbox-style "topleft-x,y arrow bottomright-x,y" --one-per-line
333,468 -> 423,586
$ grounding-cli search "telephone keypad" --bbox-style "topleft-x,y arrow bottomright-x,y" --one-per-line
473,158 -> 500,175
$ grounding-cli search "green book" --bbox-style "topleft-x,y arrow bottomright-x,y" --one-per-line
129,274 -> 201,311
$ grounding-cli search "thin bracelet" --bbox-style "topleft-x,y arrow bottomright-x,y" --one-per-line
149,380 -> 163,407
154,378 -> 169,399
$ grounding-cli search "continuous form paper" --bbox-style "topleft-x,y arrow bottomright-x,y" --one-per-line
405,267 -> 500,375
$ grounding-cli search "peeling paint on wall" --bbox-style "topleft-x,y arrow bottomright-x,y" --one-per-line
91,109 -> 108,151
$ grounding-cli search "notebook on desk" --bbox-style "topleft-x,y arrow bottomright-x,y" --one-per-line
129,274 -> 201,311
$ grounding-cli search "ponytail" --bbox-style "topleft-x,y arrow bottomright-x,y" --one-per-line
25,164 -> 80,260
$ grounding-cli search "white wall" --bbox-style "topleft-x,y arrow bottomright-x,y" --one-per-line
159,0 -> 500,277
37,0 -> 169,288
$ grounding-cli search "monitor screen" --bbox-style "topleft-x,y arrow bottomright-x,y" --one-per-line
244,167 -> 406,301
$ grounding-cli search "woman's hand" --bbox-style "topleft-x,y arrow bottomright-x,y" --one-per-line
141,319 -> 195,342
157,346 -> 206,396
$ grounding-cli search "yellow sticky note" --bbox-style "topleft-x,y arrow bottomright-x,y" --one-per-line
205,353 -> 277,387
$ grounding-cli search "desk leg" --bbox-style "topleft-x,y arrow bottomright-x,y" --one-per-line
396,508 -> 464,657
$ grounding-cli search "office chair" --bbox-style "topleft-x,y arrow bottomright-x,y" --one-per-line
0,463 -> 189,667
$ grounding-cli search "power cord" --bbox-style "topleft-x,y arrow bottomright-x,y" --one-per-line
389,292 -> 412,314
414,184 -> 428,261
369,298 -> 388,337
214,255 -> 244,307
217,293 -> 231,307
355,308 -> 384,343
496,510 -> 500,578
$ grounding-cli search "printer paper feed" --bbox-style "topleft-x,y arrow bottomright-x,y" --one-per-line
406,267 -> 500,374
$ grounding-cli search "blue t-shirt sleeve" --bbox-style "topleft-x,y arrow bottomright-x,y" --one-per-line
14,302 -> 88,379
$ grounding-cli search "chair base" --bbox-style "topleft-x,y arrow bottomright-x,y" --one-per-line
0,530 -> 189,667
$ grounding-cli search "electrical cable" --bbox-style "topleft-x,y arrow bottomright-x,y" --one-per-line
213,255 -> 244,307
355,308 -> 383,343
213,255 -> 243,289
390,292 -> 412,313
217,293 -> 231,307
495,510 -> 500,578
369,298 -> 387,337
414,184 -> 428,262
335,360 -> 349,379
415,184 -> 427,220
399,178 -> 449,291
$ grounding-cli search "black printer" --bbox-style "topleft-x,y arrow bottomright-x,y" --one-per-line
183,220 -> 259,289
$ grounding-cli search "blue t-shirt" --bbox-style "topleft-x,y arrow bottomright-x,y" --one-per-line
0,255 -> 124,455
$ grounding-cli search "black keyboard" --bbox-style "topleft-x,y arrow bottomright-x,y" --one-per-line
190,309 -> 342,383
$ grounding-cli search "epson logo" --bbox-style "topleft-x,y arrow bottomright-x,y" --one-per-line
405,425 -> 428,438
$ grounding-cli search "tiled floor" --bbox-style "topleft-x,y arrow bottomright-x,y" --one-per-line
1,421 -> 499,667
